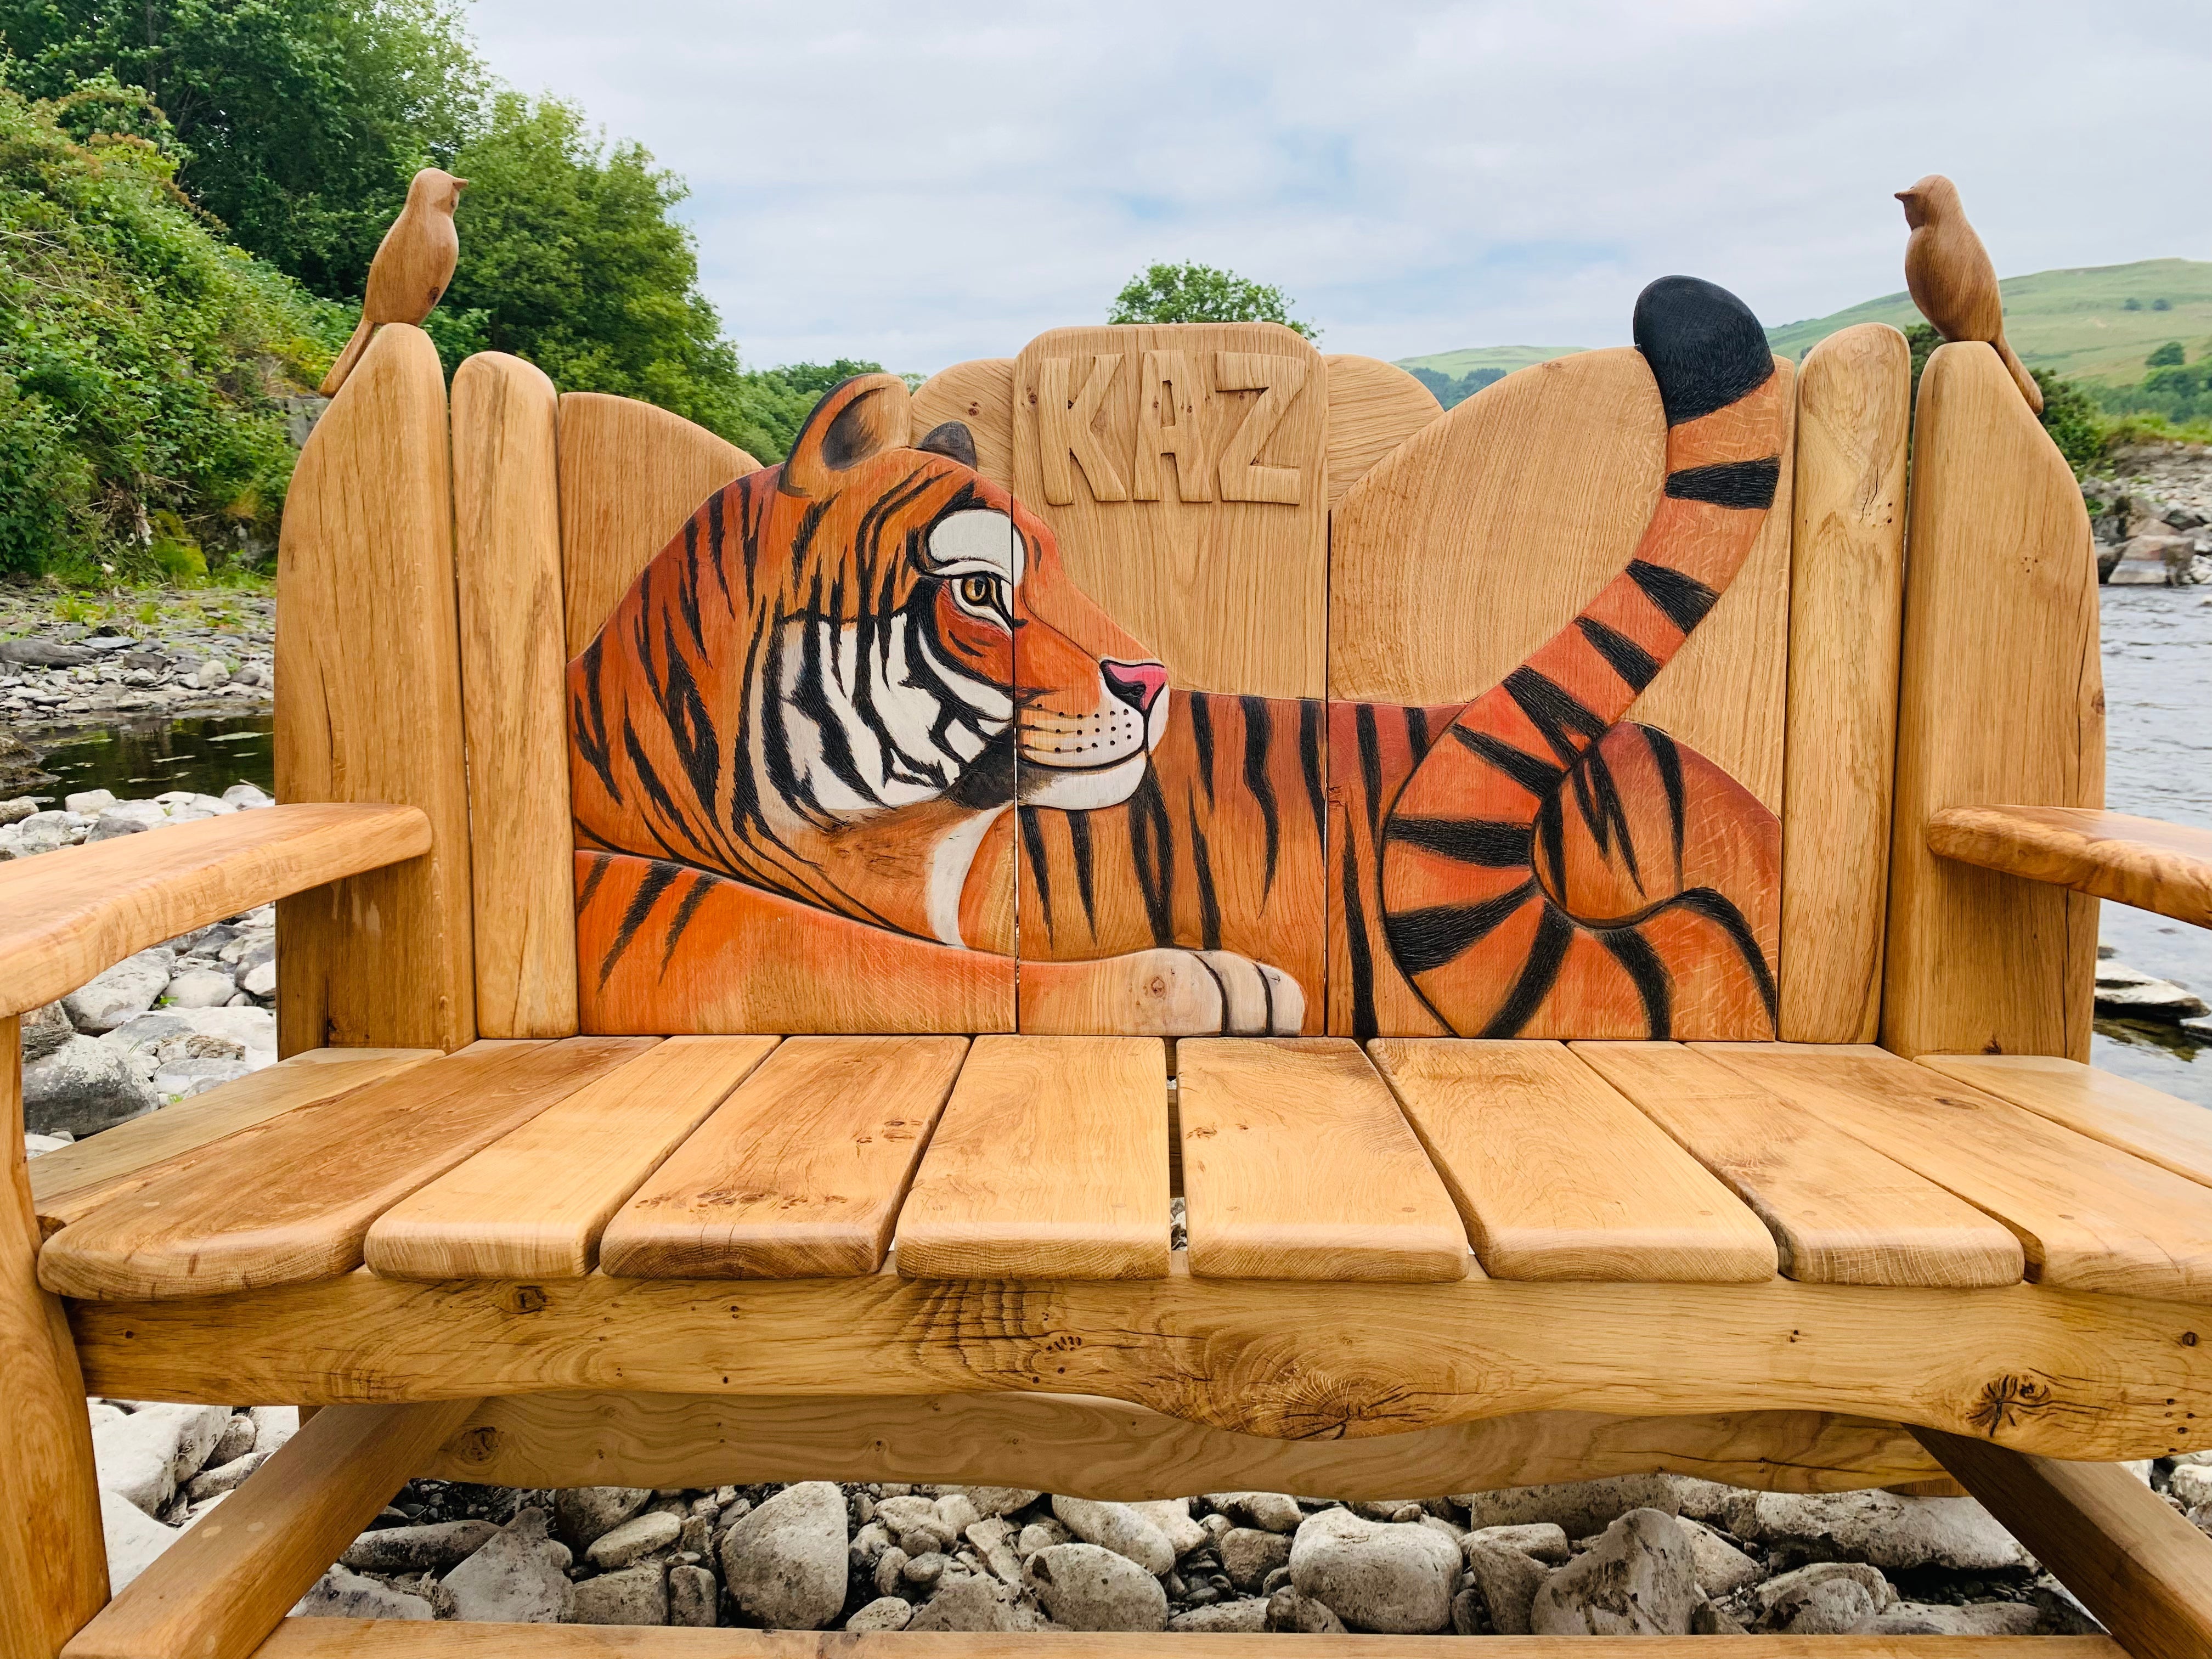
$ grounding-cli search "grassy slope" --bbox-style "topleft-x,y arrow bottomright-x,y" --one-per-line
1393,345 -> 1585,376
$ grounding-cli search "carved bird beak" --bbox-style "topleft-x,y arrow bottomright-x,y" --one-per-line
453,178 -> 471,189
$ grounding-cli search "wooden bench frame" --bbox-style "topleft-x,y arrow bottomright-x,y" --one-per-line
8,300 -> 2212,1659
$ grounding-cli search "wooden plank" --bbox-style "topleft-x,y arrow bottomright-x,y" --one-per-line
452,353 -> 577,1039
1918,1052 -> 2212,1190
1778,323 -> 1911,1042
66,1268 -> 2212,1461
1929,805 -> 2212,928
1699,1042 -> 2212,1304
62,1400 -> 478,1659
558,391 -> 759,657
37,1037 -> 655,1301
1883,341 -> 2103,1061
1012,323 -> 1328,698
1573,1041 -> 2023,1288
910,358 -> 1014,485
894,1036 -> 1168,1279
1,1020 -> 108,1659
429,1391 -> 1945,1498
365,1036 -> 778,1279
31,1049 -> 439,1240
1175,1038 -> 1465,1280
0,805 -> 430,1020
1918,1426 -> 2212,1659
599,1036 -> 963,1279
1368,1040 -> 1775,1283
1322,354 -> 1439,510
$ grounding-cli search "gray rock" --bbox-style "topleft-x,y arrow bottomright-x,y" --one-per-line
1128,1497 -> 1207,1559
2095,961 -> 2208,1020
1205,1491 -> 1302,1533
1457,1475 -> 1681,1539
21,1001 -> 74,1062
247,1406 -> 298,1453
718,1480 -> 848,1630
24,1131 -> 71,1158
1170,1598 -> 1271,1632
1220,1526 -> 1291,1592
961,1486 -> 1042,1519
1023,1542 -> 1168,1631
224,782 -> 274,810
1680,1516 -> 1762,1598
588,1509 -> 682,1570
1737,1489 -> 2026,1572
342,1520 -> 501,1575
92,1403 -> 232,1515
100,1486 -> 183,1591
1529,1509 -> 1701,1636
932,1492 -> 980,1536
165,967 -> 240,1009
901,1550 -> 947,1588
184,1450 -> 270,1503
1693,1600 -> 1751,1634
24,1033 -> 158,1137
1470,1521 -> 1571,1564
1016,1519 -> 1070,1557
872,1546 -> 909,1598
966,1517 -> 1025,1584
440,1508 -> 573,1623
1052,1494 -> 1176,1574
1265,1587 -> 1348,1633
1464,1533 -> 1553,1635
1761,1561 -> 1894,1634
63,950 -> 172,1032
907,1573 -> 1033,1632
1856,1601 -> 2041,1636
1289,1506 -> 1459,1634
239,958 -> 278,998
847,1595 -> 915,1632
64,791 -> 116,814
668,1563 -> 718,1627
0,797 -> 34,825
571,1562 -> 669,1625
87,802 -> 167,842
294,1565 -> 434,1621
555,1486 -> 653,1548
208,1414 -> 257,1467
2171,1463 -> 2212,1509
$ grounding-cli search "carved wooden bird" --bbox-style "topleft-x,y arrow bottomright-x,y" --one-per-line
319,168 -> 469,396
1897,174 -> 2041,413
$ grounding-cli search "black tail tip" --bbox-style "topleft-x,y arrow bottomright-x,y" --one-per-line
1633,275 -> 1773,426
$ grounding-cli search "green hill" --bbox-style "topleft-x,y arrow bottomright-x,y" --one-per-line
1395,345 -> 1586,377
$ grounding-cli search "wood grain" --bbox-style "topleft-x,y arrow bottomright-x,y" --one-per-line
67,1271 -> 2212,1459
910,358 -> 1014,485
31,1049 -> 438,1240
451,353 -> 576,1039
1898,174 -> 2042,413
1013,325 -> 1327,697
38,1037 -> 654,1301
317,169 -> 463,398
558,391 -> 759,657
1927,805 -> 2212,928
365,1036 -> 777,1279
1175,1039 -> 1465,1280
276,324 -> 475,1056
60,1399 -> 478,1659
1778,324 -> 1911,1042
1321,355 -> 1440,510
599,1036 -> 966,1278
894,1036 -> 1169,1279
1917,1052 -> 2212,1190
1369,1040 -> 1775,1283
1572,1041 -> 2023,1288
1917,1425 -> 2212,1659
1698,1042 -> 2212,1304
429,1390 -> 1945,1498
1882,342 -> 2103,1060
0,805 -> 430,1020
1,1020 -> 108,1659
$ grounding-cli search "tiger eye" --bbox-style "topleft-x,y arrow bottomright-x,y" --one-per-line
961,576 -> 996,608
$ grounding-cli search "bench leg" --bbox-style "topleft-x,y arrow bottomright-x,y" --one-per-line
0,1023 -> 109,1659
1917,1425 -> 2212,1658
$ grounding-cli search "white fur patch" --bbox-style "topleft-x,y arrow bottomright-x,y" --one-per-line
926,509 -> 1022,582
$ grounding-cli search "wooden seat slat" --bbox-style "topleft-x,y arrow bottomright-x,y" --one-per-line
598,1036 -> 966,1279
1368,1040 -> 1776,1283
1575,1041 -> 2025,1288
1176,1038 -> 1467,1281
894,1035 -> 1169,1279
1918,1052 -> 2212,1192
36,1036 -> 654,1301
364,1036 -> 778,1279
1698,1042 -> 2212,1304
29,1047 -> 438,1240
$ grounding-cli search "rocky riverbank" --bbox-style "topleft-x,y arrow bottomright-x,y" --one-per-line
2089,441 -> 2212,585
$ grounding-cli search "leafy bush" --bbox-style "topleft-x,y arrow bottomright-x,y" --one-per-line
2147,341 -> 2187,368
2030,370 -> 2106,475
1407,365 -> 1505,410
1108,261 -> 1317,340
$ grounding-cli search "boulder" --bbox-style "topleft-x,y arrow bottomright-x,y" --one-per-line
184,1451 -> 270,1503
1470,1522 -> 1570,1563
1856,1601 -> 2042,1635
961,1486 -> 1042,1519
571,1563 -> 669,1625
87,802 -> 167,842
100,1486 -> 184,1592
719,1480 -> 849,1630
342,1520 -> 501,1575
1457,1475 -> 1681,1539
848,1595 -> 915,1632
439,1508 -> 573,1623
1737,1489 -> 2026,1572
1204,1491 -> 1303,1533
1052,1495 -> 1176,1574
1680,1516 -> 1762,1598
588,1509 -> 682,1570
555,1486 -> 652,1548
1529,1509 -> 1701,1636
208,1414 -> 257,1466
1758,1561 -> 1895,1634
1464,1531 -> 1554,1635
1023,1542 -> 1169,1631
1220,1526 -> 1291,1592
1264,1587 -> 1348,1633
63,951 -> 171,1032
294,1565 -> 434,1621
1288,1506 -> 1459,1633
21,1001 -> 73,1062
668,1564 -> 718,1627
92,1404 -> 232,1515
23,1034 -> 158,1137
1170,1598 -> 1271,1632
165,967 -> 241,1009
907,1573 -> 1034,1632
1128,1497 -> 1207,1559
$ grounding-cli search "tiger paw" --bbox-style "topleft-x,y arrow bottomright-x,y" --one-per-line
1022,948 -> 1306,1035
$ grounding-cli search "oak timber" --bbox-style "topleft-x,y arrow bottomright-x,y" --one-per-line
0,805 -> 430,1020
365,1036 -> 777,1279
1321,354 -> 1440,509
451,353 -> 577,1038
1927,805 -> 2212,929
909,358 -> 1014,486
1175,1039 -> 1467,1280
1917,1052 -> 2212,1190
1897,175 -> 2043,414
38,1039 -> 653,1301
895,1036 -> 1170,1279
276,325 -> 476,1055
1574,1042 -> 2024,1289
599,1037 -> 964,1278
1778,324 -> 1911,1042
1370,1040 -> 1775,1283
1882,342 -> 2102,1060
317,168 -> 464,397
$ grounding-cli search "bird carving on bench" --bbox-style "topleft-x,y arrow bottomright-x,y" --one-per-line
319,167 -> 469,397
1898,173 -> 2042,414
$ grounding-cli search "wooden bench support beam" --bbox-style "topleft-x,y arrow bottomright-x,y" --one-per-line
1916,1426 -> 2212,1659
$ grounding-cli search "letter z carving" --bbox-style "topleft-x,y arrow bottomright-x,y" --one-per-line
1037,354 -> 1127,505
1213,351 -> 1308,504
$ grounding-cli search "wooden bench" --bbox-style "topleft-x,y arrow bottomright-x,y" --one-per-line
6,207 -> 2212,1659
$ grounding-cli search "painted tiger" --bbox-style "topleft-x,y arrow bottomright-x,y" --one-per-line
568,275 -> 1784,1039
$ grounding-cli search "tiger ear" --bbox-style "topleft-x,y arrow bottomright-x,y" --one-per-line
781,373 -> 913,497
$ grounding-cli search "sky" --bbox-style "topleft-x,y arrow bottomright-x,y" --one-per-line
467,0 -> 2212,375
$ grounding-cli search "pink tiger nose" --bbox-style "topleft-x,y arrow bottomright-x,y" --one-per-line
1101,659 -> 1169,715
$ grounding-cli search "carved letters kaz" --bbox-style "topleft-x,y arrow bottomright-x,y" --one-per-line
1030,346 -> 1312,505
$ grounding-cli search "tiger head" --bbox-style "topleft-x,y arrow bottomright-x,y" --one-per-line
568,372 -> 1170,944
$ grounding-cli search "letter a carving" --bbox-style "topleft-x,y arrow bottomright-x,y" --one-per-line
1131,350 -> 1211,502
1037,354 -> 1127,505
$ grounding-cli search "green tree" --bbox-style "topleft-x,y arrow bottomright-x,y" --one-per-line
2031,369 -> 2105,475
1108,261 -> 1317,340
2147,340 -> 2186,368
0,0 -> 487,299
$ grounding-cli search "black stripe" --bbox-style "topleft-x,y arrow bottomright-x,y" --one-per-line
1627,560 -> 1720,634
1643,724 -> 1686,879
573,638 -> 621,804
575,851 -> 613,915
1594,923 -> 1672,1039
1478,902 -> 1575,1038
1449,724 -> 1566,798
1188,797 -> 1222,952
1339,825 -> 1378,1042
1402,704 -> 1433,761
790,608 -> 878,806
1299,699 -> 1328,848
1189,693 -> 1216,807
1575,617 -> 1660,692
1127,768 -> 1176,947
1384,816 -> 1533,867
658,869 -> 720,975
1384,882 -> 1537,978
1356,704 -> 1384,838
1238,696 -> 1280,896
599,859 -> 682,989
1665,456 -> 1780,510
1504,667 -> 1609,766
1019,806 -> 1052,934
1672,887 -> 1780,1031
622,714 -> 710,858
1534,792 -> 1567,896
706,490 -> 729,599
1068,811 -> 1097,934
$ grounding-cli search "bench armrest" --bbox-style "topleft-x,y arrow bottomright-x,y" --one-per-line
0,803 -> 431,1018
1927,805 -> 2212,929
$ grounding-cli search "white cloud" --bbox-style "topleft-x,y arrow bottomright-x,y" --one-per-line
465,0 -> 2211,371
